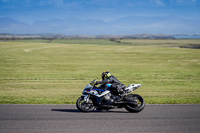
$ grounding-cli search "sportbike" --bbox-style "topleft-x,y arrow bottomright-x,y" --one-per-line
76,79 -> 145,113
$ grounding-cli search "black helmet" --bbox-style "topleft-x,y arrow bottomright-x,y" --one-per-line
101,71 -> 111,80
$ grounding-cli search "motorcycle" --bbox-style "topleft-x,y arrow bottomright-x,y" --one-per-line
76,79 -> 145,113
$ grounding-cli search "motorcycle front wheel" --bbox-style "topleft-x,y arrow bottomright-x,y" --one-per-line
124,94 -> 145,113
76,96 -> 96,112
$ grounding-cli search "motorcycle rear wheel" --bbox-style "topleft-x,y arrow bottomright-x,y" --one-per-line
76,96 -> 96,112
124,94 -> 145,113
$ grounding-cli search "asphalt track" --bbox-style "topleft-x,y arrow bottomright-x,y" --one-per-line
0,104 -> 200,133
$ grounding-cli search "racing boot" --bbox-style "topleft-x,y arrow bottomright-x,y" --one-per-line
115,92 -> 126,102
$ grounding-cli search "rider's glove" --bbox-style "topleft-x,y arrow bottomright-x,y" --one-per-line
95,81 -> 100,85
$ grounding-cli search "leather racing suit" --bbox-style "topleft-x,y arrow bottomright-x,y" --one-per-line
96,75 -> 125,95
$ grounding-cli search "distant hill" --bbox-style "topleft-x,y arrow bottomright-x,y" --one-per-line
0,16 -> 199,35
1,33 -> 200,40
0,33 -> 176,39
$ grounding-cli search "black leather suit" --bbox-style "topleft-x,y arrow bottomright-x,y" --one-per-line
96,75 -> 125,95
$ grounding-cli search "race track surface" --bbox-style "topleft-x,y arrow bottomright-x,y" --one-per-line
0,104 -> 200,133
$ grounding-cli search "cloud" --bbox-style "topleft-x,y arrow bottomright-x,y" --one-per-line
151,0 -> 165,6
39,0 -> 64,6
176,0 -> 197,5
47,0 -> 63,6
1,0 -> 9,2
191,0 -> 197,3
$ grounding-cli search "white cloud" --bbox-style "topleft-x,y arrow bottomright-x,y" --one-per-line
151,0 -> 165,6
1,0 -> 9,2
48,0 -> 63,5
39,0 -> 64,6
176,0 -> 197,4
192,0 -> 197,3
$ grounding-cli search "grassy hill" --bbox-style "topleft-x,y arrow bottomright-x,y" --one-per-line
0,39 -> 199,104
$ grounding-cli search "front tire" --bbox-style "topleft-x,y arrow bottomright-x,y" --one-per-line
124,94 -> 145,113
76,96 -> 96,112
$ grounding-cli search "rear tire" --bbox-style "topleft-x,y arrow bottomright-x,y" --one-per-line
124,94 -> 145,113
76,96 -> 96,112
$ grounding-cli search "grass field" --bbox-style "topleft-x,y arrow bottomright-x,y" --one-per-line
0,39 -> 200,104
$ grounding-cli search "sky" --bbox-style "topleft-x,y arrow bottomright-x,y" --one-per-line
0,0 -> 200,35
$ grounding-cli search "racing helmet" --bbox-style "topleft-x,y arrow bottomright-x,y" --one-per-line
101,71 -> 111,80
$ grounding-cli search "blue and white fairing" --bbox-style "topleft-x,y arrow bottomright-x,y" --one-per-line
81,80 -> 112,106
82,83 -> 110,97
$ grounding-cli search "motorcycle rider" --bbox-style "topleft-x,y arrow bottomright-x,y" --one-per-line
95,71 -> 126,101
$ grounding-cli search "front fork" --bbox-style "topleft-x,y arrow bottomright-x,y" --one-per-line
83,95 -> 90,103
82,94 -> 100,106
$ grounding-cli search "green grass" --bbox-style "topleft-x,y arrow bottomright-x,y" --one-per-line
0,39 -> 200,104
